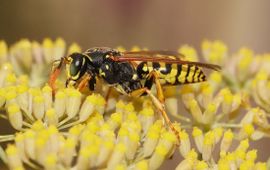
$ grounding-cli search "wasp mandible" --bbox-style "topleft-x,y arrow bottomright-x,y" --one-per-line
49,47 -> 221,144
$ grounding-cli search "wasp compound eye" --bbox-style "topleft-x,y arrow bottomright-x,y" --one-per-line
70,56 -> 83,76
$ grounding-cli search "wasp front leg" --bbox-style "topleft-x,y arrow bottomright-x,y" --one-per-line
76,73 -> 92,92
49,57 -> 65,94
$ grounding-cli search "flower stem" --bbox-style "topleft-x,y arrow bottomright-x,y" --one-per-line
0,146 -> 7,164
0,135 -> 14,142
213,123 -> 241,128
0,114 -> 7,119
58,120 -> 80,130
58,117 -> 75,127
171,114 -> 191,123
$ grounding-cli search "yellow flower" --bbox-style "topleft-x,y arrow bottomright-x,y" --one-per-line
0,39 -> 269,169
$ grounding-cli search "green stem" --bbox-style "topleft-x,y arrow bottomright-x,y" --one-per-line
58,120 -> 80,130
0,136 -> 14,142
23,121 -> 32,128
57,117 -> 72,127
213,123 -> 241,128
0,114 -> 7,119
171,114 -> 191,123
0,146 -> 7,164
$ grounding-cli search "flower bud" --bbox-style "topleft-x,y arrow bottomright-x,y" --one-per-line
54,90 -> 66,118
45,108 -> 58,126
59,138 -> 76,167
54,37 -> 66,60
7,103 -> 23,130
79,95 -> 95,122
107,143 -> 126,168
107,112 -> 122,131
179,130 -> 190,158
96,140 -> 114,167
68,42 -> 81,55
139,107 -> 155,133
202,131 -> 214,161
15,133 -> 27,162
44,153 -> 57,170
42,85 -> 52,110
188,99 -> 203,123
203,103 -> 217,124
192,127 -> 203,153
6,144 -> 24,170
176,149 -> 198,170
143,120 -> 162,157
66,88 -> 81,118
42,38 -> 54,64
23,129 -> 36,160
16,85 -> 29,112
33,95 -> 45,120
134,160 -> 149,170
149,144 -> 168,170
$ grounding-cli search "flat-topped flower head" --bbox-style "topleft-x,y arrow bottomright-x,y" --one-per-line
0,40 -> 269,169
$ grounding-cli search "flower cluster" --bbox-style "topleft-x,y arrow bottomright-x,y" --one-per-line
0,38 -> 81,87
176,128 -> 267,169
4,98 -> 178,170
0,38 -> 270,170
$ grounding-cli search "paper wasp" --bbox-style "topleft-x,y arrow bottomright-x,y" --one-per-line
49,47 -> 221,144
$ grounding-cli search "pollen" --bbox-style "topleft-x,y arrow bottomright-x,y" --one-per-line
16,85 -> 28,94
139,107 -> 154,116
243,123 -> 255,136
192,127 -> 203,137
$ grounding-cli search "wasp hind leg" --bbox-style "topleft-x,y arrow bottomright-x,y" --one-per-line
130,71 -> 180,145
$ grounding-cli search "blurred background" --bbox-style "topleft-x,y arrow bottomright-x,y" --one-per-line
1,0 -> 270,169
1,0 -> 270,53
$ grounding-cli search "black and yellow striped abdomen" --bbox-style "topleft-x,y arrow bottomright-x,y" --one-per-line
136,62 -> 206,85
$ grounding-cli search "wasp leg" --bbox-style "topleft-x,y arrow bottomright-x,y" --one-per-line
105,87 -> 113,102
129,87 -> 148,97
77,73 -> 91,91
104,87 -> 114,111
129,78 -> 180,145
49,58 -> 64,95
147,71 -> 180,145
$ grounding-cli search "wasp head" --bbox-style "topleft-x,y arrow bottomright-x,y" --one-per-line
65,53 -> 95,87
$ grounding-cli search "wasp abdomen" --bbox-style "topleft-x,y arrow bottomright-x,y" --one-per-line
136,62 -> 206,85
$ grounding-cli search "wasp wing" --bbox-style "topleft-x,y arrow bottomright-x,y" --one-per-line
115,52 -> 221,71
123,50 -> 183,57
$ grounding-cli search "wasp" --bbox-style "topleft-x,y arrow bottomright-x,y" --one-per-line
49,47 -> 220,144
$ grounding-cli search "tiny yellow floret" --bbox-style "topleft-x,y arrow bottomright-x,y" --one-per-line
192,127 -> 203,137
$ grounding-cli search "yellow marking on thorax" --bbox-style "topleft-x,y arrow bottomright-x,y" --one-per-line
178,65 -> 188,83
99,69 -> 106,76
142,63 -> 149,72
83,53 -> 92,61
